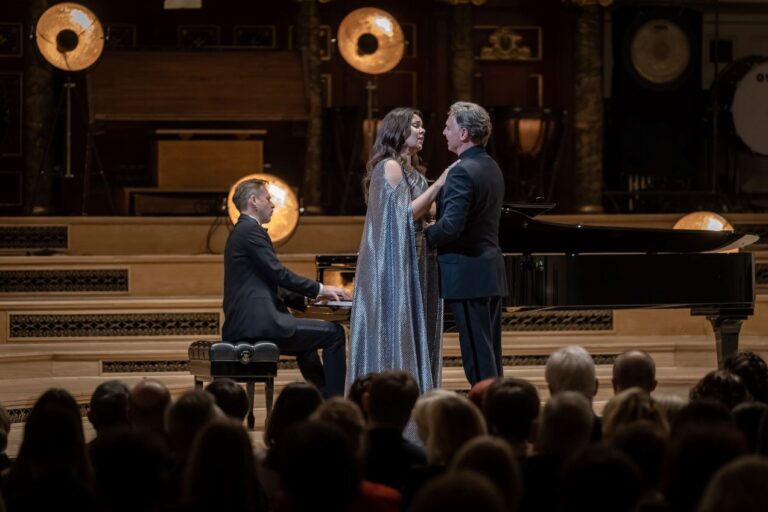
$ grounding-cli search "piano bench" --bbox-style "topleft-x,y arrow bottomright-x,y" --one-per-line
188,340 -> 279,430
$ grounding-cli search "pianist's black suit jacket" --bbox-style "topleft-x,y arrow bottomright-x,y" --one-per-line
426,145 -> 507,299
222,214 -> 320,341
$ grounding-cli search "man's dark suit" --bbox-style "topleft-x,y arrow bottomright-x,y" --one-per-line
222,214 -> 346,396
426,145 -> 507,385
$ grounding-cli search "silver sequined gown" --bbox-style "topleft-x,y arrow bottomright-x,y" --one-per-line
348,160 -> 444,393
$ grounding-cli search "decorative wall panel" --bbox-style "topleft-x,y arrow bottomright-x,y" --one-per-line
0,269 -> 129,293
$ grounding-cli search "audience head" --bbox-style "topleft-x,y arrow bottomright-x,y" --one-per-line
413,388 -> 456,444
723,350 -> 768,404
410,471 -> 505,512
91,429 -> 173,512
545,345 -> 598,401
689,370 -> 750,411
483,377 -> 540,453
602,387 -> 668,441
654,392 -> 688,426
559,445 -> 641,512
467,378 -> 495,409
365,370 -> 419,430
612,350 -> 657,393
535,391 -> 594,459
311,397 -> 365,456
205,378 -> 249,421
671,399 -> 733,439
732,401 -> 768,453
87,379 -> 130,435
264,381 -> 323,449
698,456 -> 768,512
279,421 -> 359,512
128,378 -> 171,435
346,373 -> 373,420
165,389 -> 220,463
609,420 -> 669,493
425,394 -> 487,465
183,419 -> 266,512
450,436 -> 521,512
664,423 -> 747,512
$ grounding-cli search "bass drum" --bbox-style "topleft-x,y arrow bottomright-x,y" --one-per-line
716,55 -> 768,155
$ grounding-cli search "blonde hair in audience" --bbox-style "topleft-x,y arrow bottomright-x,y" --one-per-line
425,394 -> 487,465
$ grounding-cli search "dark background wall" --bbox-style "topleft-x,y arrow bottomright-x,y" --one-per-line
0,0 -> 580,216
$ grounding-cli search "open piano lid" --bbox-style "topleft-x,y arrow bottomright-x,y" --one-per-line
499,208 -> 759,254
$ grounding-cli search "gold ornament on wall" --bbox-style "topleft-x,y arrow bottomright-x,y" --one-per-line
478,26 -> 540,61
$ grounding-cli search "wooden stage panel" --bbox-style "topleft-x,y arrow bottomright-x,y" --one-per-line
88,51 -> 307,121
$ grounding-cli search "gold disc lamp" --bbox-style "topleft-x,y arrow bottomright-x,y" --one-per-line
674,211 -> 736,253
227,174 -> 300,247
35,2 -> 105,72
337,7 -> 405,75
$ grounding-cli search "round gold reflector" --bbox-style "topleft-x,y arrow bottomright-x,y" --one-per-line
337,7 -> 405,75
227,174 -> 300,247
35,2 -> 104,72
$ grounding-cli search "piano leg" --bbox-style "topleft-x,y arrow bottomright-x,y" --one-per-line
706,315 -> 745,369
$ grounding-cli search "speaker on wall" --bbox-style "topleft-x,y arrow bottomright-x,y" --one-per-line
606,6 -> 707,195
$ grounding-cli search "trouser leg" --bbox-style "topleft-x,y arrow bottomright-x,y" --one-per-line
277,319 -> 346,397
449,297 -> 502,386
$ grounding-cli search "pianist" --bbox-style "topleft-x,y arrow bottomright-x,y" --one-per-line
222,178 -> 350,397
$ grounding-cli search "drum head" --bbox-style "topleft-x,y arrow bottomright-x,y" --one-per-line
731,60 -> 768,155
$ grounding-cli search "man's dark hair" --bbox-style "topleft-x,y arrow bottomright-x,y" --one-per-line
690,370 -> 750,411
483,377 -> 540,445
205,379 -> 249,421
367,371 -> 419,428
88,380 -> 130,434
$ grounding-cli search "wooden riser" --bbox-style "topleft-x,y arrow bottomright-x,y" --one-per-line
1,295 -> 767,344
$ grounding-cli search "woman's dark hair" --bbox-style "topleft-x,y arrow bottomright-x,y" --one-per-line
264,382 -> 323,468
362,107 -> 425,201
183,419 -> 267,512
724,351 -> 768,403
689,369 -> 750,411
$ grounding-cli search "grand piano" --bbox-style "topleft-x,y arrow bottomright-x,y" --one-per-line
313,205 -> 758,367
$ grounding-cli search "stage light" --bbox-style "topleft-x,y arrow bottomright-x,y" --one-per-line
35,2 -> 104,72
227,174 -> 300,247
674,211 -> 737,253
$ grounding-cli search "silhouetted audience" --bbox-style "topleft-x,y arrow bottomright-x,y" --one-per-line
602,387 -> 668,441
520,391 -> 594,512
467,377 -> 495,409
347,373 -> 373,421
664,423 -> 747,512
87,379 -> 130,437
609,421 -> 669,507
180,419 -> 267,512
697,456 -> 768,512
671,400 -> 733,439
129,378 -> 172,440
90,429 -> 173,512
723,350 -> 768,404
205,378 -> 250,422
483,377 -> 540,456
277,421 -> 400,512
311,397 -> 365,456
260,382 -> 323,504
689,369 -> 750,411
731,401 -> 768,453
450,436 -> 521,512
545,345 -> 601,441
361,371 -> 425,490
410,471 -> 505,512
612,350 -> 657,394
559,445 -> 641,512
165,390 -> 220,468
1,388 -> 95,512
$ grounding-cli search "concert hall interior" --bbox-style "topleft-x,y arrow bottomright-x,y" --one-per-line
2,0 -> 768,510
